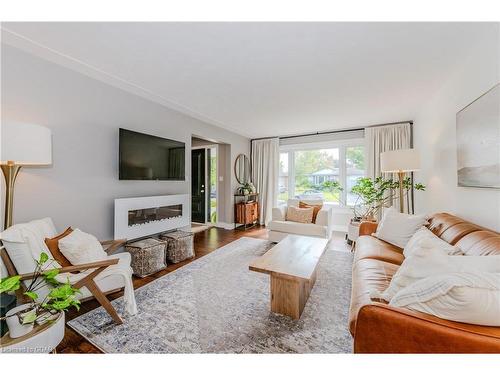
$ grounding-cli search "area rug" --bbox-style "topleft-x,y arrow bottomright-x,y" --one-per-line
68,237 -> 353,353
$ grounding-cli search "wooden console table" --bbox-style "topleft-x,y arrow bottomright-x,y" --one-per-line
234,193 -> 259,230
249,235 -> 328,319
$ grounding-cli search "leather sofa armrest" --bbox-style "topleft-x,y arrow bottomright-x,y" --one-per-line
354,303 -> 500,353
272,206 -> 287,221
315,206 -> 332,227
359,221 -> 378,236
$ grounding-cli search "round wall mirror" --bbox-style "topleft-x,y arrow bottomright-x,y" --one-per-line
234,154 -> 251,184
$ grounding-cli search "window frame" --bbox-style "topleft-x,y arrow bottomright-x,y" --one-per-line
279,138 -> 365,206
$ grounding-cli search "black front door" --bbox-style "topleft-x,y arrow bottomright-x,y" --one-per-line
191,148 -> 206,223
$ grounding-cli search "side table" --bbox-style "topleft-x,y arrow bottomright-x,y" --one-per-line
0,311 -> 65,353
347,220 -> 361,250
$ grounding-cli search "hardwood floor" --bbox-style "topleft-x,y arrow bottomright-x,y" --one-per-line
56,226 -> 349,353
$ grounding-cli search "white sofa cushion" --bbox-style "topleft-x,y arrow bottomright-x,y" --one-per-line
390,272 -> 500,326
374,207 -> 427,248
268,220 -> 328,237
376,240 -> 500,302
58,228 -> 108,265
404,227 -> 463,257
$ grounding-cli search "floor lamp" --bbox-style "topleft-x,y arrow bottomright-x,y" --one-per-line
1,123 -> 52,230
380,149 -> 420,213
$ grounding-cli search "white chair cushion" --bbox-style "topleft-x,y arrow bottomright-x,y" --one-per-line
58,229 -> 108,265
268,220 -> 328,237
0,218 -> 59,275
390,272 -> 500,326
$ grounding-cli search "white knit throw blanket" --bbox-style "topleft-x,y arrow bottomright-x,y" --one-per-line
56,262 -> 138,316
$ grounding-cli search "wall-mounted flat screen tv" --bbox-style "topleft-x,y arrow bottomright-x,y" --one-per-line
119,128 -> 185,180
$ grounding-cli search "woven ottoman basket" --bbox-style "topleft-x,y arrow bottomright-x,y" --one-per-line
160,230 -> 195,264
125,238 -> 166,277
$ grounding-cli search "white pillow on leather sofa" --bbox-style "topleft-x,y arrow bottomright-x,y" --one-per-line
390,272 -> 500,326
375,239 -> 500,302
374,207 -> 427,248
403,227 -> 463,257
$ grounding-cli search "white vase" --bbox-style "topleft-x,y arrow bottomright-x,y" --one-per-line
6,303 -> 35,339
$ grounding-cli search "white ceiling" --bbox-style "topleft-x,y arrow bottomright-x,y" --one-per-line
1,22 -> 496,138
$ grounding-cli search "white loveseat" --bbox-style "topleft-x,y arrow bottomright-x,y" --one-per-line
0,217 -> 137,317
267,199 -> 333,242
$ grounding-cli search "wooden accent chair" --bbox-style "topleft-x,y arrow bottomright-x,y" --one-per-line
0,218 -> 135,325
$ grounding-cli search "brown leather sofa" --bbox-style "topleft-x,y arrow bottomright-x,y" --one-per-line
350,213 -> 500,353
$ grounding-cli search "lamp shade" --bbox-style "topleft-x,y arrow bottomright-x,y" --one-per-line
380,149 -> 420,173
1,123 -> 52,165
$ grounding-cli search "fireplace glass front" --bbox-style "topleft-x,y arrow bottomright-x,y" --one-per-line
128,204 -> 183,227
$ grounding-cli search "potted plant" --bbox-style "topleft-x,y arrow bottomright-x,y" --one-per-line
0,252 -> 81,338
237,182 -> 255,195
350,176 -> 425,221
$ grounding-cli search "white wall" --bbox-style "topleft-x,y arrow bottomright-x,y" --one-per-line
413,27 -> 500,231
1,45 -> 250,239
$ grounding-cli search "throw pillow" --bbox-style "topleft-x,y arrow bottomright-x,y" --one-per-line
375,240 -> 500,302
374,207 -> 427,248
299,201 -> 323,223
390,272 -> 500,326
404,227 -> 463,257
286,206 -> 314,224
58,228 -> 107,265
44,227 -> 74,267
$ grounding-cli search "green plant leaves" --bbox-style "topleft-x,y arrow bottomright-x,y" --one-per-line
0,275 -> 21,293
39,252 -> 49,265
24,291 -> 39,300
2,256 -> 82,324
43,282 -> 82,312
21,310 -> 37,325
39,268 -> 60,287
350,176 -> 426,218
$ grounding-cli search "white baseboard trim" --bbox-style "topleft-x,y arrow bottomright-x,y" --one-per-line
214,222 -> 235,230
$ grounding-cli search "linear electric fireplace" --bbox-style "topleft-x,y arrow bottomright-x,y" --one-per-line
114,194 -> 190,240
128,204 -> 183,227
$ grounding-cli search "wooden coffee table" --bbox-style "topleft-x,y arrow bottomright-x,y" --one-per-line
249,235 -> 328,319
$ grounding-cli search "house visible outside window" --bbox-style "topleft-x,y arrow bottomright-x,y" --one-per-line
278,140 -> 365,206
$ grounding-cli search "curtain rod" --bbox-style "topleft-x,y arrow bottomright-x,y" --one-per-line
250,120 -> 413,142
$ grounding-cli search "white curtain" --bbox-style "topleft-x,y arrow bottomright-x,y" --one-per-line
251,138 -> 280,225
365,122 -> 412,213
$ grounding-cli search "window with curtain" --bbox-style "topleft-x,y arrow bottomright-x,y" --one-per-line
279,140 -> 365,206
278,152 -> 289,203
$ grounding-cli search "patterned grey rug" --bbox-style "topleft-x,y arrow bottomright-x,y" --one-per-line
68,237 -> 353,353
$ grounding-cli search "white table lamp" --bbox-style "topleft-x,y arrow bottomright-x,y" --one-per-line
380,149 -> 420,213
1,122 -> 52,229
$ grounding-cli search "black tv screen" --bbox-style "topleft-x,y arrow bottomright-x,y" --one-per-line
119,128 -> 185,180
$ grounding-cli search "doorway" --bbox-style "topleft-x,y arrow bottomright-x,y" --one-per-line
191,142 -> 218,225
191,148 -> 206,223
